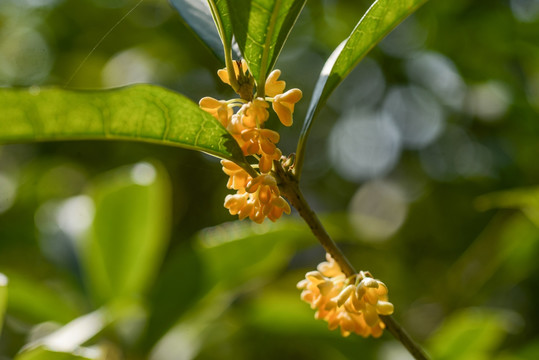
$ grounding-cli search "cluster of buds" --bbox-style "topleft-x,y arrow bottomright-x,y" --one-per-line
297,254 -> 394,337
200,60 -> 302,223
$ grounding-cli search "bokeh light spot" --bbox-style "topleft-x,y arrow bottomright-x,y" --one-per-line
0,173 -> 17,214
329,111 -> 401,182
383,85 -> 445,149
349,180 -> 408,242
405,51 -> 466,110
131,162 -> 157,186
464,81 -> 512,122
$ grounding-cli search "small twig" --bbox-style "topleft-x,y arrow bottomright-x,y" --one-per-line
275,161 -> 429,360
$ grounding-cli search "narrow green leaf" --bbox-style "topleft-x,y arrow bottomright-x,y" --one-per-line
16,309 -> 108,360
16,347 -> 96,360
196,220 -> 307,290
79,161 -> 171,306
428,308 -> 515,360
210,0 -> 235,49
0,85 -> 246,165
16,310 -> 109,360
169,0 -> 240,62
296,0 -> 428,177
0,273 -> 7,336
3,271 -> 80,324
476,186 -> 539,227
226,0 -> 306,91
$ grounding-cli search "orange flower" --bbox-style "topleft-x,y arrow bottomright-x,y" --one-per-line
265,69 -> 286,97
246,175 -> 280,202
224,192 -> 251,220
241,98 -> 269,128
266,195 -> 291,222
272,88 -> 303,126
240,128 -> 280,156
258,148 -> 282,174
199,97 -> 232,127
221,160 -> 252,190
297,255 -> 394,338
217,59 -> 249,86
240,128 -> 282,173
221,175 -> 291,223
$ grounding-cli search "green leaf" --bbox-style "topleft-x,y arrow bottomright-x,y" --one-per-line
0,85 -> 246,165
476,186 -> 539,227
244,289 -> 332,336
79,161 -> 172,306
428,308 -> 516,360
2,271 -> 81,324
444,213 -> 539,303
16,348 -> 96,360
169,0 -> 240,62
209,0 -> 236,53
226,0 -> 306,92
16,309 -> 109,360
0,273 -> 7,335
141,242 -> 206,351
196,220 -> 307,290
295,0 -> 428,177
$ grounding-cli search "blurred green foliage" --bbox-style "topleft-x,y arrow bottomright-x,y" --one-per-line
1,0 -> 539,359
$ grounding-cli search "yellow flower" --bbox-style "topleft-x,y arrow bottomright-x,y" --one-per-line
258,148 -> 282,174
246,174 -> 280,203
199,97 -> 232,127
222,175 -> 291,223
226,113 -> 247,136
297,255 -> 394,338
224,192 -> 252,220
265,69 -> 286,97
266,195 -> 291,222
240,128 -> 281,172
217,59 -> 249,86
240,128 -> 279,154
272,88 -> 303,126
241,98 -> 269,128
221,160 -> 252,190
201,65 -> 301,223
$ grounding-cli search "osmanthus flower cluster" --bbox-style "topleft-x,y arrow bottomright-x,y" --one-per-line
199,60 -> 302,223
297,254 -> 394,337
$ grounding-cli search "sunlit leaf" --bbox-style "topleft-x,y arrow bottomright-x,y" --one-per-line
23,310 -> 106,356
445,213 -> 539,304
0,85 -> 247,165
2,271 -> 80,324
226,0 -> 306,91
0,273 -> 7,335
169,0 -> 240,62
79,161 -> 171,306
16,347 -> 96,360
476,186 -> 539,227
296,0 -> 428,176
16,310 -> 109,360
244,289 -> 331,336
196,220 -> 307,289
428,308 -> 516,360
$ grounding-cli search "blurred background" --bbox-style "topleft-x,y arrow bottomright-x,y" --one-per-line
1,0 -> 539,358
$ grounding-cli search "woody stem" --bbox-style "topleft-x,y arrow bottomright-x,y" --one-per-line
274,161 -> 429,360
